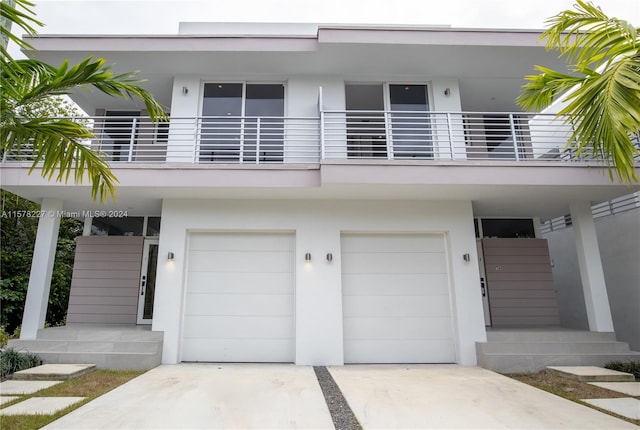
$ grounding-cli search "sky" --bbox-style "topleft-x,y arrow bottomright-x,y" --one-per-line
30,0 -> 640,34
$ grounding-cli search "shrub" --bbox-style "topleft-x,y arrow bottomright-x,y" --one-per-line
0,327 -> 8,348
605,360 -> 640,379
0,348 -> 42,378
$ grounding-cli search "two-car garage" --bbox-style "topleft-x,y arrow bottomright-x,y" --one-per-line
180,231 -> 455,364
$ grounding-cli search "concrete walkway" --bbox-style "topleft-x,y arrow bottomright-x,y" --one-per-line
44,364 -> 636,429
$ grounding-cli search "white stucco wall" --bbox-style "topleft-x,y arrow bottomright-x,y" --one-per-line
545,208 -> 640,350
152,199 -> 486,366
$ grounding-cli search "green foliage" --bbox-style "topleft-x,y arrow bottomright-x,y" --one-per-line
0,326 -> 9,348
0,190 -> 82,332
0,347 -> 42,378
517,0 -> 640,184
605,360 -> 640,379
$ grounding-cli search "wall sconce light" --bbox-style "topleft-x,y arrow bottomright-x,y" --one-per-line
326,253 -> 333,262
305,253 -> 312,262
168,252 -> 175,261
182,86 -> 189,95
444,88 -> 451,96
463,253 -> 470,262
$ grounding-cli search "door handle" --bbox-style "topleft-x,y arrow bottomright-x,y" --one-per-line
480,277 -> 486,297
140,275 -> 146,295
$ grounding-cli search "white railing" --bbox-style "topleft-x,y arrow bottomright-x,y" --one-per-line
2,113 -> 638,165
540,192 -> 640,234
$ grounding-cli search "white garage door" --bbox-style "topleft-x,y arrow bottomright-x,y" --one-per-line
182,232 -> 294,362
342,233 -> 456,363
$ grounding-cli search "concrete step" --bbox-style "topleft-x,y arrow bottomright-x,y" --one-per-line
7,325 -> 164,371
547,366 -> 636,382
485,330 -> 617,343
35,326 -> 163,342
8,339 -> 162,354
29,351 -> 161,371
12,364 -> 96,381
476,341 -> 632,355
477,351 -> 640,374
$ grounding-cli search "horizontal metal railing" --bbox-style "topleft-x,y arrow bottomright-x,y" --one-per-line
2,112 -> 638,165
540,192 -> 640,234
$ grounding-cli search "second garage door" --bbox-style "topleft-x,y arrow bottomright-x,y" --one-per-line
182,232 -> 294,362
342,233 -> 456,363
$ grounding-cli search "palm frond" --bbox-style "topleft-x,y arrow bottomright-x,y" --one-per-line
519,0 -> 640,184
0,0 -> 41,61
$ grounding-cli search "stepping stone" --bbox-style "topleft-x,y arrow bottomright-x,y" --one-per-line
13,364 -> 96,381
588,382 -> 640,397
0,396 -> 20,405
582,398 -> 640,420
0,397 -> 85,416
0,380 -> 61,395
547,366 -> 635,382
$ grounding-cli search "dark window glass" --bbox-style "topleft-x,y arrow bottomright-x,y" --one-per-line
481,219 -> 535,238
91,217 -> 144,236
474,218 -> 480,238
146,217 -> 161,237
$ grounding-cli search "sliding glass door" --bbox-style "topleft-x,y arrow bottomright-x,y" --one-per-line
200,83 -> 284,162
389,84 -> 432,159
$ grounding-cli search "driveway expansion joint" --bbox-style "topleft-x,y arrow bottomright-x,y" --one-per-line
313,366 -> 362,430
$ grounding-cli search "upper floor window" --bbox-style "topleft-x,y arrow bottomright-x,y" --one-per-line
200,83 -> 285,163
344,83 -> 431,159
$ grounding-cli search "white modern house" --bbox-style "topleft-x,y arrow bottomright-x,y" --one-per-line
3,23 -> 639,371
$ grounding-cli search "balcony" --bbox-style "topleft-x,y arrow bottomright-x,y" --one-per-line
3,112 -> 639,166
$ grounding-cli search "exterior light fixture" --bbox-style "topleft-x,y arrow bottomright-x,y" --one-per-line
168,252 -> 175,261
463,253 -> 470,262
305,253 -> 311,262
444,88 -> 451,96
182,86 -> 189,95
326,253 -> 333,262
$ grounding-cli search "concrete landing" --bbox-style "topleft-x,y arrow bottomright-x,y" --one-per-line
582,398 -> 640,420
13,364 -> 96,381
0,397 -> 85,416
0,380 -> 61,395
589,382 -> 640,397
547,366 -> 635,382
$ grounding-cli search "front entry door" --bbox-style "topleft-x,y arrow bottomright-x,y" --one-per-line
137,239 -> 159,324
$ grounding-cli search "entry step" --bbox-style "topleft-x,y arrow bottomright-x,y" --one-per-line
12,364 -> 96,381
546,366 -> 635,382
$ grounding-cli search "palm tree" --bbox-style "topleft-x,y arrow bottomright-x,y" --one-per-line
1,0 -> 166,202
517,0 -> 640,184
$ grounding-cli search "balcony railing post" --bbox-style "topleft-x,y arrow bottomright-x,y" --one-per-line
446,112 -> 454,160
239,117 -> 246,164
384,111 -> 394,160
194,117 -> 200,163
320,110 -> 326,160
256,117 -> 261,165
509,113 -> 520,161
127,117 -> 137,162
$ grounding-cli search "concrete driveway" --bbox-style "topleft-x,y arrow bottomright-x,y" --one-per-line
44,364 -> 636,429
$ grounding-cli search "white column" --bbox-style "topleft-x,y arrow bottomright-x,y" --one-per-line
20,199 -> 62,339
569,201 -> 614,332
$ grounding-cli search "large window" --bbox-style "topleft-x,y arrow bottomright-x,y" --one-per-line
345,83 -> 432,159
200,83 -> 285,163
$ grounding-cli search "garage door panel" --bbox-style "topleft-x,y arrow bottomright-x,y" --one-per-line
183,315 -> 293,339
342,273 -> 449,296
188,250 -> 293,273
189,233 -> 294,251
185,293 -> 293,317
341,233 -> 455,364
344,317 -> 454,340
341,234 -> 445,253
186,272 -> 293,294
343,294 -> 451,318
341,252 -> 446,274
182,232 -> 294,363
182,339 -> 293,363
344,340 -> 456,364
